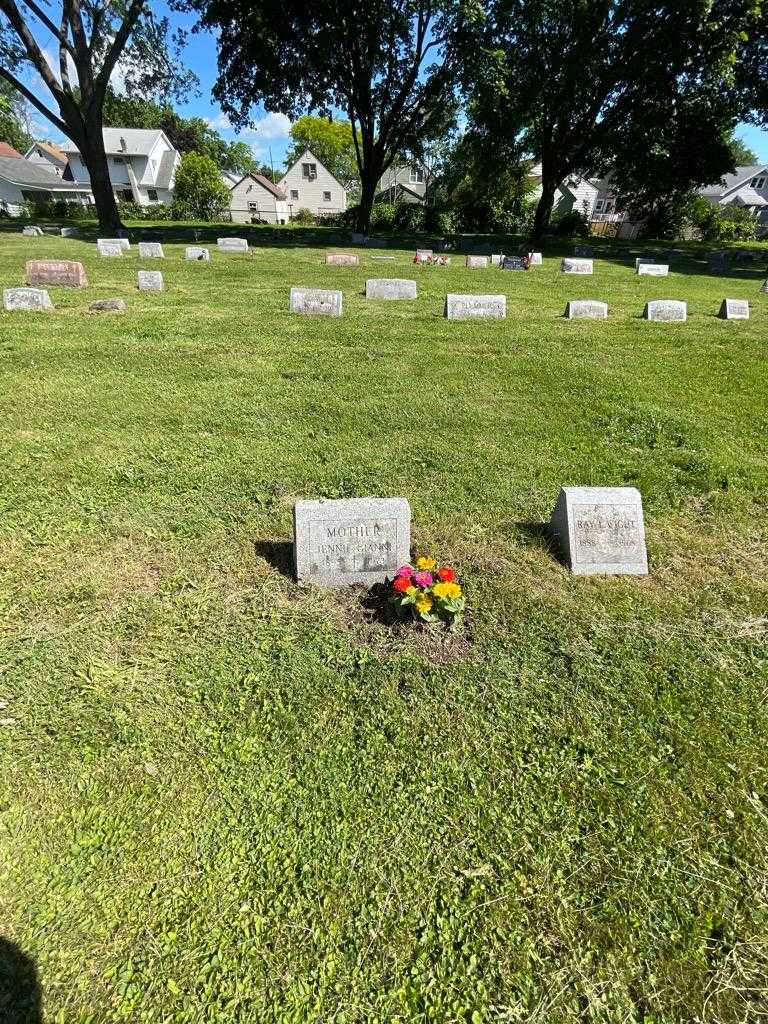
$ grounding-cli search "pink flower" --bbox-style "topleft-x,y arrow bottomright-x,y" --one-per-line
413,571 -> 433,588
395,565 -> 413,578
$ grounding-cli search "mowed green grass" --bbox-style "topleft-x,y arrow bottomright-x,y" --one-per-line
1,224 -> 767,1024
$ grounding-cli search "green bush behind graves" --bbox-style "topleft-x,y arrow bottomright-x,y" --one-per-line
0,224 -> 767,1024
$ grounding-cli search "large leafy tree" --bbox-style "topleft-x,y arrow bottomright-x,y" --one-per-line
458,0 -> 759,243
285,115 -> 358,191
729,134 -> 759,166
179,0 -> 460,231
0,77 -> 30,152
0,0 -> 194,230
171,150 -> 230,220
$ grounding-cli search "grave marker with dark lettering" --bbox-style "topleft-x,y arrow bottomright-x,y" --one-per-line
550,486 -> 648,576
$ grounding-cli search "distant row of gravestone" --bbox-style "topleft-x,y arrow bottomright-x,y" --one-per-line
294,487 -> 649,587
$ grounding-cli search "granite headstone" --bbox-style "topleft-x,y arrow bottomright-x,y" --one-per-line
137,270 -> 164,291
550,486 -> 648,576
217,237 -> 249,252
3,287 -> 53,311
185,246 -> 210,261
564,300 -> 608,319
290,286 -> 343,316
445,294 -> 506,319
365,278 -> 417,299
718,298 -> 749,320
138,242 -> 164,258
466,255 -> 489,268
637,263 -> 669,276
326,253 -> 359,266
643,300 -> 687,322
561,258 -> 593,274
25,260 -> 87,287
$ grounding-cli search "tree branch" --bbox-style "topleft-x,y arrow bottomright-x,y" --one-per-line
0,63 -> 68,134
15,0 -> 76,56
95,0 -> 145,91
0,0 -> 67,100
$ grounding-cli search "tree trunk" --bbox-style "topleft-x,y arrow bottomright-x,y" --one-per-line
529,175 -> 558,245
79,117 -> 123,233
356,171 -> 378,233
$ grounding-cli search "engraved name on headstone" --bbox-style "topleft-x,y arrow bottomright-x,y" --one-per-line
25,260 -> 87,287
643,300 -> 687,322
294,496 -> 411,587
466,255 -> 489,268
564,300 -> 608,319
217,237 -> 248,252
98,237 -> 130,250
550,486 -> 648,576
139,242 -> 165,258
97,241 -> 123,257
365,278 -> 418,299
185,246 -> 210,261
501,256 -> 525,271
561,258 -> 593,274
289,287 -> 343,316
3,287 -> 53,311
637,263 -> 669,276
444,294 -> 506,319
326,253 -> 359,266
490,254 -> 505,266
718,298 -> 749,320
137,270 -> 164,291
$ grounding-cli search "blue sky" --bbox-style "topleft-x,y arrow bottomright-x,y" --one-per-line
26,1 -> 768,169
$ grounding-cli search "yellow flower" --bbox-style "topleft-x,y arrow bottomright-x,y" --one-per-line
433,581 -> 462,600
416,556 -> 436,571
406,586 -> 417,595
415,594 -> 434,615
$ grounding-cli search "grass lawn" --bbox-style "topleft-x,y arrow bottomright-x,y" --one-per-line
1,223 -> 767,1023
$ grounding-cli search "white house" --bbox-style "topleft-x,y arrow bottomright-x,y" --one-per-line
700,165 -> 768,225
277,150 -> 346,219
228,172 -> 289,224
0,155 -> 91,215
59,128 -> 180,207
376,163 -> 427,205
24,141 -> 70,178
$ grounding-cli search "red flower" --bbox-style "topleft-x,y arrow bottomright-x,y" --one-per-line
437,566 -> 455,582
393,575 -> 412,593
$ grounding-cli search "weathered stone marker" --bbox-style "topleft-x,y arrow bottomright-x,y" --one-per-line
25,260 -> 87,287
550,486 -> 648,576
445,293 -> 506,319
527,252 -> 543,265
3,287 -> 53,311
138,270 -> 164,291
326,253 -> 359,266
415,249 -> 433,262
761,280 -> 768,294
371,256 -> 396,261
290,286 -> 343,316
643,299 -> 687,322
637,263 -> 669,277
561,258 -> 593,274
294,496 -> 411,587
501,256 -> 526,271
138,242 -> 164,258
365,278 -> 417,299
61,227 -> 80,238
718,298 -> 749,320
490,254 -> 505,266
185,246 -> 210,261
89,298 -> 126,313
98,237 -> 130,250
97,241 -> 123,257
217,237 -> 248,252
564,300 -> 608,319
22,225 -> 44,237
466,255 -> 489,268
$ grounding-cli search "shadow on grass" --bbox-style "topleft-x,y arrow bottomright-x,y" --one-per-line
513,521 -> 566,567
253,539 -> 294,580
0,937 -> 41,1024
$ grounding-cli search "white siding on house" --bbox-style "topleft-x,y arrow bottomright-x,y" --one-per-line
61,129 -> 179,207
377,164 -> 427,203
277,150 -> 346,217
229,174 -> 288,224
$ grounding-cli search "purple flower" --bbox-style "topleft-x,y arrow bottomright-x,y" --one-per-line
413,571 -> 433,588
395,565 -> 413,578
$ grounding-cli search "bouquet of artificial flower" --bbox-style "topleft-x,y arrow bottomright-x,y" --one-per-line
390,557 -> 466,625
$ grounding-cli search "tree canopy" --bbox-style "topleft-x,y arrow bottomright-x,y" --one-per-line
0,77 -> 30,152
178,0 -> 460,231
172,150 -> 230,219
285,115 -> 358,190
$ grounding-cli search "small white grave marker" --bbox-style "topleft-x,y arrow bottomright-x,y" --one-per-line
365,279 -> 417,299
185,246 -> 210,261
644,300 -> 687,322
466,255 -> 489,269
564,300 -> 608,319
139,242 -> 164,258
217,237 -> 248,252
550,486 -> 648,576
98,237 -> 130,250
97,241 -> 123,257
3,287 -> 53,311
445,294 -> 506,319
718,298 -> 749,320
290,287 -> 343,316
561,258 -> 593,274
326,253 -> 359,266
637,263 -> 669,277
138,270 -> 164,291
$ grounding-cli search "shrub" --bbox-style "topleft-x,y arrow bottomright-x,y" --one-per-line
369,202 -> 396,230
393,203 -> 426,233
683,197 -> 758,242
425,206 -> 458,235
291,207 -> 316,225
551,209 -> 590,237
171,152 -> 231,221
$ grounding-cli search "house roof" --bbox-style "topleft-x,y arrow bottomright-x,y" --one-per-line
279,149 -> 345,191
0,141 -> 24,159
0,155 -> 90,191
701,165 -> 768,197
59,127 -> 172,157
26,140 -> 67,163
230,172 -> 286,200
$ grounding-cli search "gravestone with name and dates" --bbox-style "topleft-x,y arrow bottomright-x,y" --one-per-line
466,255 -> 489,268
561,258 -> 593,274
290,286 -> 343,316
444,294 -> 506,319
294,497 -> 411,587
550,486 -> 648,576
643,299 -> 687,322
326,253 -> 359,266
138,270 -> 164,291
185,246 -> 210,261
217,237 -> 248,253
139,242 -> 164,258
501,256 -> 525,271
98,237 -> 130,250
637,263 -> 669,277
365,278 -> 417,299
564,300 -> 608,319
97,241 -> 123,257
25,260 -> 87,287
718,298 -> 749,320
3,287 -> 53,312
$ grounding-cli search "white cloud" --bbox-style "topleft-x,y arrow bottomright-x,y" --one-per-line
241,111 -> 291,141
205,112 -> 232,131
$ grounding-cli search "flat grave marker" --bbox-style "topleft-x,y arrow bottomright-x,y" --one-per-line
98,237 -> 130,250
25,260 -> 87,287
22,225 -> 43,237
365,278 -> 417,300
3,287 -> 53,312
185,246 -> 210,261
644,299 -> 687,322
445,293 -> 506,320
294,496 -> 410,588
217,237 -> 248,253
501,256 -> 526,271
97,241 -> 123,257
290,286 -> 343,316
89,298 -> 126,313
637,263 -> 669,277
466,255 -> 489,269
564,300 -> 608,319
718,298 -> 749,320
550,486 -> 648,576
326,253 -> 359,266
138,242 -> 164,258
561,258 -> 593,274
137,270 -> 164,292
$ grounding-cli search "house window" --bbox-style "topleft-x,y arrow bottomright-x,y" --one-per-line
751,176 -> 766,188
409,167 -> 424,184
119,189 -> 133,202
290,189 -> 299,200
301,163 -> 317,179
113,156 -> 124,165
323,191 -> 331,202
248,202 -> 259,211
594,199 -> 604,212
147,188 -> 158,201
